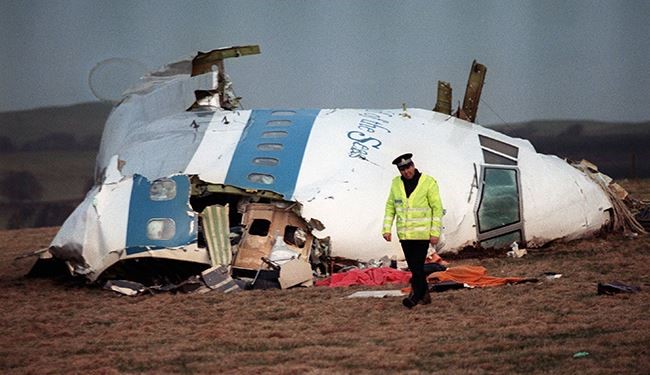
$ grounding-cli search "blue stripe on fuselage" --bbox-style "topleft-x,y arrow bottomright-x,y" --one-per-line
125,174 -> 196,255
224,109 -> 320,199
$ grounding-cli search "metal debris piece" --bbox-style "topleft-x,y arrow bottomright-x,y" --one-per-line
543,272 -> 563,280
433,81 -> 452,115
345,290 -> 405,298
191,45 -> 260,109
506,242 -> 527,258
597,281 -> 641,295
201,265 -> 240,293
278,259 -> 313,289
572,160 -> 647,235
573,351 -> 590,358
104,280 -> 148,296
460,60 -> 487,123
201,204 -> 232,267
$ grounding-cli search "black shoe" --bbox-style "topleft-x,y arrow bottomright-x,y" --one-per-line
418,292 -> 431,305
402,297 -> 417,309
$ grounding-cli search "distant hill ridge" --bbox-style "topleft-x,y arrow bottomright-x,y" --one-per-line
489,119 -> 650,138
1,103 -> 648,177
0,102 -> 112,151
490,120 -> 650,178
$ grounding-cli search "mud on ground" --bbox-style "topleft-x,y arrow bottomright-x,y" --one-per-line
0,183 -> 649,374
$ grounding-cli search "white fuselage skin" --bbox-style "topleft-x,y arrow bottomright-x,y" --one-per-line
51,68 -> 612,280
89,106 -> 611,261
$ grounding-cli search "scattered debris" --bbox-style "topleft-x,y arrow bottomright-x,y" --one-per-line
506,242 -> 527,258
201,205 -> 232,267
573,160 -> 647,235
429,280 -> 469,292
278,259 -> 313,289
168,275 -> 204,293
459,60 -> 487,123
433,81 -> 452,115
423,262 -> 447,276
104,280 -> 149,296
543,272 -> 563,280
597,281 -> 641,295
232,203 -> 316,274
201,265 -> 240,293
573,351 -> 590,359
635,206 -> 650,231
345,290 -> 405,298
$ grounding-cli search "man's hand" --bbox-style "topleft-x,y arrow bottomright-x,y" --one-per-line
383,233 -> 392,242
429,236 -> 439,246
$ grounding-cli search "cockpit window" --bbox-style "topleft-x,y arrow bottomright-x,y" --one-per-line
483,150 -> 517,166
479,135 -> 519,158
479,135 -> 518,165
477,168 -> 520,233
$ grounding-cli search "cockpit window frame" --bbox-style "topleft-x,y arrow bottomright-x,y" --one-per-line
473,164 -> 525,247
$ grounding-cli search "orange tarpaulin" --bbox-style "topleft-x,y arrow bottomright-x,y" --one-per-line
426,265 -> 527,287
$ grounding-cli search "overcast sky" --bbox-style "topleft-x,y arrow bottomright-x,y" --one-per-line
1,0 -> 648,125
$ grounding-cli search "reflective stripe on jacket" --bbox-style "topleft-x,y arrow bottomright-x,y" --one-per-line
382,174 -> 443,240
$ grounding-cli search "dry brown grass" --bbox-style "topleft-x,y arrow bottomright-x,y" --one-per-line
1,183 -> 649,374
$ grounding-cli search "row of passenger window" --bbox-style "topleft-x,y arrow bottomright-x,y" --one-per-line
247,114 -> 297,185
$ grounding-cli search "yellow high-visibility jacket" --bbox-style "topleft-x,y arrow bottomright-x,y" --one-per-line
383,174 -> 443,240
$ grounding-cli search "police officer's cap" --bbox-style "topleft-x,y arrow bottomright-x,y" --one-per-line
392,153 -> 413,170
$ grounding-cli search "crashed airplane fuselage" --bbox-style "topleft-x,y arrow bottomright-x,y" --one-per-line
50,47 -> 613,281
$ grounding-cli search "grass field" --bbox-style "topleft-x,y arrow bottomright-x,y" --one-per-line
0,182 -> 648,374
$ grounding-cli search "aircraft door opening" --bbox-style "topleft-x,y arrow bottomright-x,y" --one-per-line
474,165 -> 525,248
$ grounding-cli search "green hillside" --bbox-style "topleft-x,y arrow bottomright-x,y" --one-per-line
0,102 -> 111,228
0,102 -> 112,149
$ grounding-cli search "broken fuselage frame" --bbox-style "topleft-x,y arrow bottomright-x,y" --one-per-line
48,46 -> 615,283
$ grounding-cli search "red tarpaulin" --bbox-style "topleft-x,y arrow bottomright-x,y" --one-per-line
315,267 -> 411,287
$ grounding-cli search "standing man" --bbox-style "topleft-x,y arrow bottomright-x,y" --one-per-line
382,153 -> 443,308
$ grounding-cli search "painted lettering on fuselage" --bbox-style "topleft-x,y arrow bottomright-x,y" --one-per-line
347,111 -> 393,160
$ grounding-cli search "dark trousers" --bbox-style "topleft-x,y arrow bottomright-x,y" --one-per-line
400,240 -> 429,301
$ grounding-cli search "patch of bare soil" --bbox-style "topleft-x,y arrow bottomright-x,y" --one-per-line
1,184 -> 649,374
